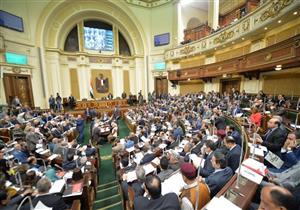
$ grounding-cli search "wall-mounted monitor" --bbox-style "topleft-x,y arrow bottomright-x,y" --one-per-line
154,62 -> 166,70
0,10 -> 24,32
5,52 -> 28,65
154,33 -> 170,47
83,27 -> 114,51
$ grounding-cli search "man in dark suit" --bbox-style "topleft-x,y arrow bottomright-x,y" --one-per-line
200,140 -> 215,177
203,152 -> 233,197
226,125 -> 242,146
224,136 -> 242,172
134,174 -> 180,210
21,178 -> 67,210
256,117 -> 287,156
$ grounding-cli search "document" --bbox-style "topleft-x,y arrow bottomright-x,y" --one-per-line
205,196 -> 241,210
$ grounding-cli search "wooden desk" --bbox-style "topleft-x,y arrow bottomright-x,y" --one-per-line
75,99 -> 128,110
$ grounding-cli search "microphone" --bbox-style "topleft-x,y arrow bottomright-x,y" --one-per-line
235,126 -> 245,189
17,195 -> 34,210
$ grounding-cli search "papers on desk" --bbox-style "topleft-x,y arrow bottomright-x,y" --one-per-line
158,143 -> 167,150
248,143 -> 267,157
141,136 -> 150,143
151,157 -> 160,166
143,163 -> 156,175
126,146 -> 135,153
189,154 -> 204,168
237,158 -> 267,184
265,151 -> 284,169
207,135 -> 218,143
205,196 -> 241,210
161,171 -> 185,195
48,154 -> 59,161
124,170 -> 137,183
290,124 -> 300,129
49,179 -> 65,194
133,152 -> 144,164
242,108 -> 251,111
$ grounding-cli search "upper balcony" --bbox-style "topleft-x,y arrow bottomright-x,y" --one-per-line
165,0 -> 300,61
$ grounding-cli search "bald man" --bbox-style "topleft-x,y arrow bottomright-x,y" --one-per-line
259,185 -> 297,210
256,117 -> 287,156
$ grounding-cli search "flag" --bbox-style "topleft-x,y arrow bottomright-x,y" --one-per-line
89,79 -> 94,99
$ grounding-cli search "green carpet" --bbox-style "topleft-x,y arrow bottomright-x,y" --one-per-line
93,119 -> 130,210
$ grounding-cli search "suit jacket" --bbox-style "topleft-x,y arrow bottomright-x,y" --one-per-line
262,127 -> 287,155
281,146 -> 300,169
205,167 -> 233,197
158,169 -> 174,182
231,130 -> 242,146
134,193 -> 180,210
226,145 -> 241,172
21,193 -> 67,210
200,152 -> 215,177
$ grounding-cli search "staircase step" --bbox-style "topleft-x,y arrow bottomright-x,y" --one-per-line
94,200 -> 123,210
98,181 -> 118,190
94,194 -> 121,209
96,185 -> 119,200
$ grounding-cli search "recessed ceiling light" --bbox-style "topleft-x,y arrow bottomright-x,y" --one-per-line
275,67 -> 282,71
264,27 -> 268,30
278,20 -> 282,23
293,11 -> 298,15
276,64 -> 282,68
187,78 -> 191,81
242,37 -> 245,40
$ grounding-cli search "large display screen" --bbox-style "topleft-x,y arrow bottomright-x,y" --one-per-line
5,52 -> 28,65
154,33 -> 170,47
0,10 -> 24,32
84,27 -> 114,51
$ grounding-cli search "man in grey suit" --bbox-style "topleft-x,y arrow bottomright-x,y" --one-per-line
157,156 -> 173,182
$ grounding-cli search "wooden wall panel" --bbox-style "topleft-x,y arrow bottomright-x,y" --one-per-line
91,70 -> 113,99
180,58 -> 205,69
263,74 -> 300,96
123,70 -> 130,95
69,69 -> 80,99
179,80 -> 204,95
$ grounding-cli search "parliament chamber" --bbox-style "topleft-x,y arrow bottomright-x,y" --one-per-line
0,0 -> 300,210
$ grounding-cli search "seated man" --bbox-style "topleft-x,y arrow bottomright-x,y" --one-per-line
62,153 -> 79,171
226,125 -> 242,146
134,174 -> 180,210
256,117 -> 287,156
180,163 -> 210,210
199,140 -> 215,178
259,185 -> 297,210
203,152 -> 233,197
12,143 -> 29,164
21,177 -> 67,210
157,156 -> 173,182
122,166 -> 145,201
224,136 -> 241,172
268,131 -> 300,173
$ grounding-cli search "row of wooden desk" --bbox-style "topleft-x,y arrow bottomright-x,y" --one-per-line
75,99 -> 128,110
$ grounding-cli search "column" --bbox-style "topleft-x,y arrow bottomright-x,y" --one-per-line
46,51 -> 62,96
77,55 -> 89,99
208,0 -> 219,30
112,58 -> 123,98
135,57 -> 145,95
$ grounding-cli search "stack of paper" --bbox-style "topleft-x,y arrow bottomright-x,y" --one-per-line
143,164 -> 156,175
205,196 -> 241,210
49,179 -> 65,194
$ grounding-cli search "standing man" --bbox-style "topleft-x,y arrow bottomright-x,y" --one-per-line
56,93 -> 62,112
68,94 -> 76,109
76,115 -> 85,144
11,96 -> 21,108
49,95 -> 56,110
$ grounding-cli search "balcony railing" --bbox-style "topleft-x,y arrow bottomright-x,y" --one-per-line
165,0 -> 300,61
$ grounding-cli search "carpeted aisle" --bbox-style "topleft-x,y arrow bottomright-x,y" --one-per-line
93,119 -> 130,210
